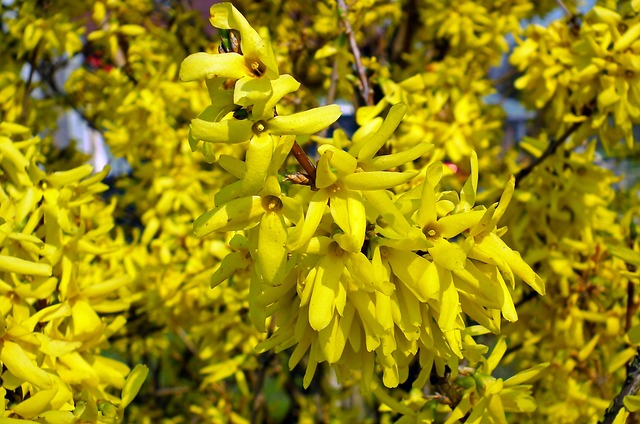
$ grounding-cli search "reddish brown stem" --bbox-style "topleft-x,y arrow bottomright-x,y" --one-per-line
291,141 -> 317,189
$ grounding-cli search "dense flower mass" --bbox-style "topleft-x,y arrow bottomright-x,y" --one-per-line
181,3 -> 546,420
2,0 -> 640,422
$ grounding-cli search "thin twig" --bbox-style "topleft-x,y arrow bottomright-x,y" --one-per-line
21,45 -> 41,122
319,56 -> 340,139
326,56 -> 340,111
599,348 -> 640,424
556,0 -> 572,17
514,122 -> 581,188
37,60 -> 102,132
250,320 -> 277,424
627,280 -> 637,332
336,0 -> 373,106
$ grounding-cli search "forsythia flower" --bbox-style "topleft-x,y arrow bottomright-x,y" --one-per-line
183,1 -> 544,398
180,2 -> 341,163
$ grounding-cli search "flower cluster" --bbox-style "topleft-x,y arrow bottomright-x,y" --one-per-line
183,4 -> 545,403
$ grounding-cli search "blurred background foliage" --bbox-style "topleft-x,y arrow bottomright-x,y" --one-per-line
1,0 -> 640,422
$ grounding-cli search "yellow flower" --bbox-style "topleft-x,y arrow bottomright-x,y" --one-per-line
180,3 -> 278,82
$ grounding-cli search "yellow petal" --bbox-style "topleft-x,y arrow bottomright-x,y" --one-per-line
47,164 -> 93,187
348,117 -> 383,157
349,249 -> 393,294
211,251 -> 251,288
363,190 -> 412,235
614,21 -> 640,51
119,364 -> 149,410
325,146 -> 358,175
386,250 -> 435,302
350,290 -> 384,351
254,74 -> 301,119
343,170 -> 418,190
363,141 -> 433,171
417,162 -> 442,226
0,255 -> 51,276
267,105 -> 341,135
331,190 -> 366,253
438,210 -> 486,238
624,395 -> 640,412
218,154 -> 247,179
452,263 -> 502,309
504,362 -> 550,387
318,305 -> 353,364
476,233 -> 545,295
428,238 -> 466,271
375,291 -> 394,332
486,336 -> 507,374
218,133 -> 274,204
1,341 -> 52,388
437,268 -> 460,332
357,103 -> 407,162
12,388 -> 58,419
309,254 -> 346,331
193,196 -> 264,237
71,299 -> 102,337
256,210 -> 288,285
288,190 -> 329,250
233,77 -> 273,107
209,2 -> 279,79
179,52 -> 253,81
492,176 -> 515,225
458,151 -> 478,211
315,151 -> 338,189
190,117 -> 254,144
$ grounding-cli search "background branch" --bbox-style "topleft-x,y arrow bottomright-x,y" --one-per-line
599,348 -> 640,424
337,0 -> 373,106
250,320 -> 277,424
556,0 -> 572,17
514,122 -> 581,188
21,45 -> 41,122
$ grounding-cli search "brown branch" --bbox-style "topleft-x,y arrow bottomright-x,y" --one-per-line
514,122 -> 581,188
36,59 -> 104,134
250,320 -> 277,424
390,0 -> 418,66
291,141 -> 318,189
627,280 -> 637,332
337,0 -> 373,106
21,44 -> 41,122
599,348 -> 640,424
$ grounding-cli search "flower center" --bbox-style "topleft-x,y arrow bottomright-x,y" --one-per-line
252,120 -> 267,134
261,195 -> 283,212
